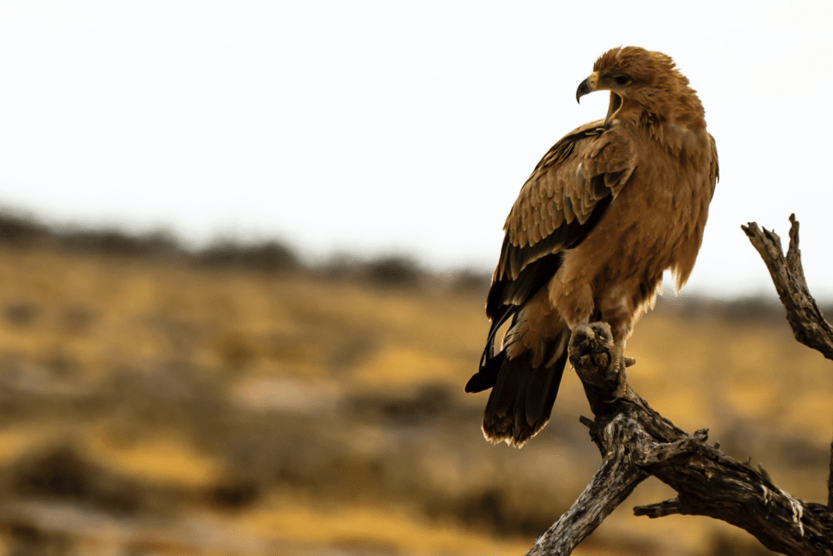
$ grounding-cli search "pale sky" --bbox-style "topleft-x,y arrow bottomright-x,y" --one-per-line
1,1 -> 832,298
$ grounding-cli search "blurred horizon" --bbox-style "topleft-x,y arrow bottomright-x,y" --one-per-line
0,203 -> 824,304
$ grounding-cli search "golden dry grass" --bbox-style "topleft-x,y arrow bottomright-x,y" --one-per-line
0,241 -> 827,555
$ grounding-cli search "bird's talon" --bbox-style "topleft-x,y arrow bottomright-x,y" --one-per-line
609,352 -> 629,399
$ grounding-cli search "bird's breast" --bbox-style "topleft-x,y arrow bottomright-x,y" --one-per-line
564,139 -> 713,293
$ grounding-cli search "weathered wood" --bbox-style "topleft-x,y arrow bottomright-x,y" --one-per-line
524,410 -> 648,556
741,215 -> 833,360
829,439 -> 833,509
526,216 -> 833,555
741,216 -> 833,510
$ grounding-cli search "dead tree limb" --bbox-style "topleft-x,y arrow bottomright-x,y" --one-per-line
526,216 -> 833,556
742,215 -> 833,509
524,411 -> 648,556
741,215 -> 833,361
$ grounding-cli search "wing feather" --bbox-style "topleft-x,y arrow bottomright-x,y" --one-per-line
708,133 -> 719,199
483,120 -> 637,356
498,123 -> 634,278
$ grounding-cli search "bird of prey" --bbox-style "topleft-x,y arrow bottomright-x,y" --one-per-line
465,46 -> 718,447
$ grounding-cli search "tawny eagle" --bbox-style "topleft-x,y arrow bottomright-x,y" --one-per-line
466,46 -> 719,447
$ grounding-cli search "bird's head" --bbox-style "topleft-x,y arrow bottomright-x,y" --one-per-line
576,46 -> 702,131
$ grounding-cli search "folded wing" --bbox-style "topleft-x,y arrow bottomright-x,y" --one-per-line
468,120 -> 638,394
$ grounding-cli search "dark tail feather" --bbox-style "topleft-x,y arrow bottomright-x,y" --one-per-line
465,350 -> 504,393
480,328 -> 571,447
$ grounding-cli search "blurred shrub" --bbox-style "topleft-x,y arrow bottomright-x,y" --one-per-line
365,254 -> 423,286
209,477 -> 262,510
318,252 -> 363,280
453,487 -> 547,537
0,210 -> 500,292
450,267 -> 491,295
4,301 -> 40,327
347,384 -> 456,424
10,445 -> 144,514
7,523 -> 73,556
59,306 -> 95,335
197,240 -> 300,273
668,295 -> 785,324
213,332 -> 257,372
0,212 -> 47,243
60,228 -> 181,258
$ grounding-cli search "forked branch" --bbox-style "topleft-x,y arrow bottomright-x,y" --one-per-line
742,215 -> 833,509
527,216 -> 833,556
742,215 -> 833,360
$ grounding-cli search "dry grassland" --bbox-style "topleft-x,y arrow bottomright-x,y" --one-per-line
0,237 -> 829,555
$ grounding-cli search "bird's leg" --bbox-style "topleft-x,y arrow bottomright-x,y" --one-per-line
609,344 -> 630,401
607,321 -> 635,400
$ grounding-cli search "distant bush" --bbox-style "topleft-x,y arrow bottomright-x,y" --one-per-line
318,252 -> 363,280
364,254 -> 423,286
450,268 -> 491,294
4,301 -> 40,327
347,384 -> 455,424
667,295 -> 785,324
0,210 -> 497,288
10,445 -> 143,514
0,212 -> 47,243
209,478 -> 262,509
60,228 -> 181,257
197,240 -> 300,273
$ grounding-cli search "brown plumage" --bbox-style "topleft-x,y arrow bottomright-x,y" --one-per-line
466,47 -> 718,447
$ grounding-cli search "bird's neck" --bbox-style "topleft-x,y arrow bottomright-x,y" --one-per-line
618,87 -> 707,155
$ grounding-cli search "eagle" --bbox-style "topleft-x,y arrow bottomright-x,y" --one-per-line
465,46 -> 718,447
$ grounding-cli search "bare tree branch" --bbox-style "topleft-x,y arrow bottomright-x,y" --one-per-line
741,215 -> 833,360
526,216 -> 833,555
830,439 -> 833,509
741,216 -> 833,511
524,411 -> 647,556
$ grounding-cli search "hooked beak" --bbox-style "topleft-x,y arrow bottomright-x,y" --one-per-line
575,72 -> 598,104
575,71 -> 623,129
576,78 -> 593,103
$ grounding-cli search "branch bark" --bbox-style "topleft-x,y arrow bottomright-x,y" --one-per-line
527,216 -> 833,555
524,411 -> 647,556
741,215 -> 833,509
741,215 -> 833,360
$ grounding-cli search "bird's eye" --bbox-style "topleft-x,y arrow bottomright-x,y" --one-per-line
614,75 -> 631,86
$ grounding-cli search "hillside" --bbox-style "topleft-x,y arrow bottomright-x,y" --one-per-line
0,216 -> 829,555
